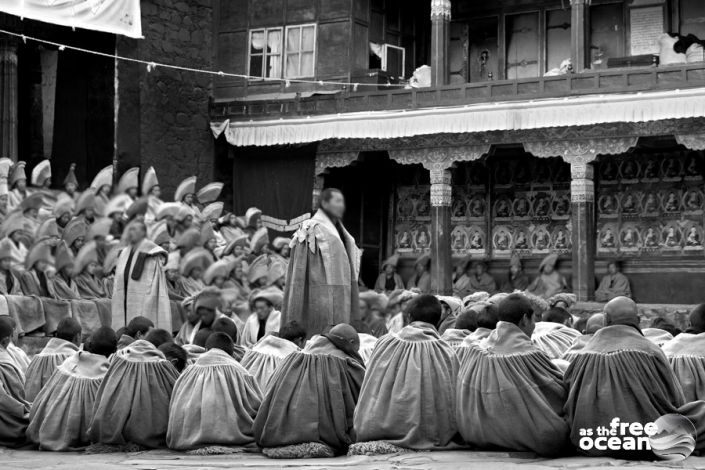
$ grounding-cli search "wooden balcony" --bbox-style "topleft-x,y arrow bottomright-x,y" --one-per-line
211,63 -> 705,121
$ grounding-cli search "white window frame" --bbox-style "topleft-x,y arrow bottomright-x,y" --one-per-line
284,23 -> 318,79
248,27 -> 283,80
381,44 -> 406,77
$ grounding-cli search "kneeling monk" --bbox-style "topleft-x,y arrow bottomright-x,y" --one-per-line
354,294 -> 460,450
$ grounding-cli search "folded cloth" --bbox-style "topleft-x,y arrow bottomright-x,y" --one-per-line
457,321 -> 570,456
253,335 -> 365,453
88,340 -> 179,448
642,327 -> 674,347
440,328 -> 471,349
241,335 -> 299,391
354,322 -> 460,450
5,294 -> 45,334
531,322 -> 581,359
27,351 -> 109,451
183,344 -> 206,366
358,333 -> 379,364
0,346 -> 30,447
70,300 -> 102,336
41,298 -> 72,335
24,338 -> 79,402
7,342 -> 30,375
662,332 -> 705,402
561,334 -> 592,363
167,349 -> 263,450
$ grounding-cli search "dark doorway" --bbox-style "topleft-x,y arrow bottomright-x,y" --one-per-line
324,151 -> 396,288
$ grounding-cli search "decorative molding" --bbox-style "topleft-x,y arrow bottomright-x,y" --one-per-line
524,137 -> 638,161
314,151 -> 360,176
388,145 -> 489,171
571,179 -> 595,203
675,134 -> 705,151
570,162 -> 594,180
430,169 -> 452,206
312,176 -> 325,211
431,0 -> 451,20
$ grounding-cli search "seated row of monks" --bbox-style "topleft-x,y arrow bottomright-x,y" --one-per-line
4,290 -> 705,459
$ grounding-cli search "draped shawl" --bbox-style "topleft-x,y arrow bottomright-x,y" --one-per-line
532,322 -> 582,359
0,346 -> 30,447
240,311 -> 281,347
24,338 -> 79,402
240,335 -> 299,391
662,333 -> 705,402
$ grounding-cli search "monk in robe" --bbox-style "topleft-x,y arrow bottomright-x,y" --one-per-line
374,255 -> 404,293
101,245 -> 120,299
176,288 -> 225,346
113,220 -> 171,332
282,189 -> 360,337
19,239 -> 54,297
565,297 -> 705,458
49,240 -> 81,300
354,295 -> 460,450
527,254 -> 570,300
6,161 -> 28,212
27,327 -> 116,451
440,308 -> 477,348
501,253 -> 530,293
177,247 -> 210,296
458,302 -> 500,352
595,261 -> 632,302
158,342 -> 188,373
663,304 -> 705,402
2,213 -> 28,271
253,324 -> 365,456
241,289 -> 282,347
531,307 -> 581,359
406,254 -> 431,293
386,290 -> 417,333
562,313 -> 605,362
73,241 -> 107,300
4,317 -> 30,374
164,252 -> 185,301
212,317 -> 247,361
118,316 -> 154,350
456,294 -> 570,456
0,238 -> 22,295
359,291 -> 389,338
454,262 -> 497,299
437,295 -> 462,335
0,316 -> 30,447
88,339 -> 179,448
241,321 -> 304,391
24,318 -> 81,402
167,333 -> 263,450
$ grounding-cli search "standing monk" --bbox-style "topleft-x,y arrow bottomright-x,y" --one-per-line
282,188 -> 360,337
112,220 -> 171,332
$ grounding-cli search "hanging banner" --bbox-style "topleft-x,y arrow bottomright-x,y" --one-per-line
0,0 -> 142,39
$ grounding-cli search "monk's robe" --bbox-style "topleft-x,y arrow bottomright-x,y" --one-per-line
117,334 -> 135,350
454,273 -> 497,299
221,225 -> 245,243
240,311 -> 281,348
526,272 -> 569,300
595,272 -> 631,302
253,335 -> 365,452
167,349 -> 263,450
51,274 -> 81,300
500,273 -> 530,293
440,328 -> 471,349
560,334 -> 593,362
177,276 -> 205,297
74,272 -> 106,300
565,324 -> 705,457
374,273 -> 404,293
166,278 -> 185,301
27,351 -> 109,451
113,240 -> 171,331
387,312 -> 404,334
643,328 -> 674,347
241,335 -> 299,391
0,345 -> 30,447
7,239 -> 28,271
0,269 -> 22,295
406,272 -> 431,293
88,340 -> 179,448
7,342 -> 31,374
102,275 -> 114,299
359,333 -> 378,364
456,321 -> 570,456
183,344 -> 206,365
24,338 -> 79,402
531,322 -> 581,359
282,209 -> 361,337
354,322 -> 460,450
363,315 -> 388,339
663,333 -> 705,402
20,268 -> 53,298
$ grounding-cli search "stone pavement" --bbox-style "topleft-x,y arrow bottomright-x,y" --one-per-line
2,448 -> 705,470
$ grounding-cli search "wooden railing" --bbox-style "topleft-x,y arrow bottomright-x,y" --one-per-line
211,63 -> 705,121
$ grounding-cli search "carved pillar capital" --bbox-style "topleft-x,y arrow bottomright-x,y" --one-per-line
431,0 -> 451,20
430,168 -> 452,207
570,161 -> 594,203
314,151 -> 360,176
524,137 -> 637,161
675,134 -> 705,151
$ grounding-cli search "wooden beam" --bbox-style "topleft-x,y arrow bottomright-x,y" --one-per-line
570,0 -> 590,72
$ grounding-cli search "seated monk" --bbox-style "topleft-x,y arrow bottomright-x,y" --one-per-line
595,261 -> 631,302
406,254 -> 431,293
436,296 -> 462,335
0,316 -> 30,447
27,327 -> 116,451
531,307 -> 581,360
565,297 -> 705,458
73,241 -> 107,300
662,304 -> 705,402
527,254 -> 570,300
164,252 -> 185,301
167,332 -> 263,450
562,313 -> 605,362
453,303 -> 500,360
456,294 -> 570,456
117,316 -> 154,350
241,321 -> 304,391
454,262 -> 497,299
253,324 -> 365,456
19,239 -> 54,297
645,317 -> 682,345
177,247 -> 209,297
176,288 -> 225,346
359,291 -> 389,338
212,317 -> 247,361
241,289 -> 282,347
0,238 -> 22,295
25,318 -> 82,401
88,338 -> 179,448
500,254 -> 530,293
374,255 -> 404,293
145,328 -> 175,349
158,342 -> 188,373
5,317 -> 30,374
440,308 -> 478,348
354,295 -> 460,450
51,240 -> 81,300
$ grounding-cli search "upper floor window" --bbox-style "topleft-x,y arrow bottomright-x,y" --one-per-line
249,28 -> 283,79
285,24 -> 316,78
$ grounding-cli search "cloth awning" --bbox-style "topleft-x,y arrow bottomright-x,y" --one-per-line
212,88 -> 705,147
0,0 -> 142,39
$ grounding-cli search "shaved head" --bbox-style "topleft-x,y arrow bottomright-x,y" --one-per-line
604,297 -> 640,329
689,304 -> 705,332
586,313 -> 605,334
455,309 -> 478,331
0,316 -> 13,344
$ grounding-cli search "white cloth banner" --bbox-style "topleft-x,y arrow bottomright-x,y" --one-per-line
1,0 -> 142,38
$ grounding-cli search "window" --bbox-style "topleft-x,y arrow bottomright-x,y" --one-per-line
285,24 -> 316,78
249,28 -> 283,79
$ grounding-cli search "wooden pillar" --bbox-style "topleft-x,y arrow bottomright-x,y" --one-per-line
430,0 -> 451,87
570,0 -> 590,72
0,38 -> 18,162
430,167 -> 452,295
312,175 -> 324,211
570,161 -> 595,301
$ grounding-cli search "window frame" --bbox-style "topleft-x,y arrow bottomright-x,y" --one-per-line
284,23 -> 318,79
247,26 -> 284,81
381,44 -> 406,78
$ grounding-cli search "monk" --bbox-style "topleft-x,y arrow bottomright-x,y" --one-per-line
564,297 -> 705,457
440,308 -> 478,348
531,307 -> 581,359
0,316 -> 30,447
88,338 -> 179,448
175,288 -> 224,345
112,220 -> 171,331
27,327 -> 116,451
73,241 -> 107,299
354,295 -> 460,450
241,321 -> 305,391
595,261 -> 632,302
282,188 -> 361,337
20,239 -> 54,297
51,240 -> 81,300
562,313 -> 605,362
167,332 -> 263,450
118,316 -> 154,349
0,238 -> 22,295
253,324 -> 365,456
454,262 -> 497,299
406,254 -> 431,293
500,253 -> 530,293
24,317 -> 82,402
374,255 -> 404,293
158,342 -> 188,373
241,289 -> 282,347
456,294 -> 570,456
212,317 -> 247,361
527,254 -> 570,300
437,295 -> 462,335
662,304 -> 705,402
359,291 -> 389,338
